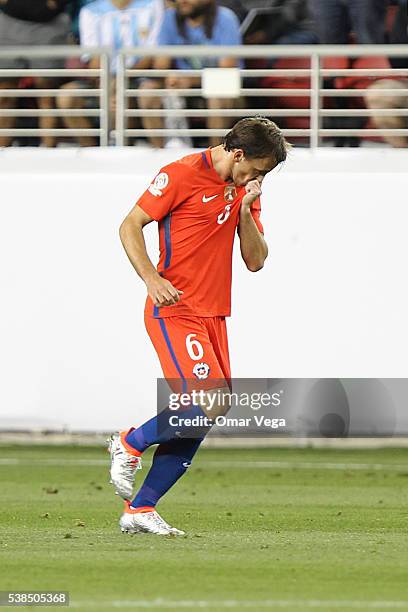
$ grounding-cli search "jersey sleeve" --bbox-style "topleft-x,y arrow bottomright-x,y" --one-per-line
157,8 -> 176,45
218,8 -> 242,46
136,162 -> 189,222
250,197 -> 264,234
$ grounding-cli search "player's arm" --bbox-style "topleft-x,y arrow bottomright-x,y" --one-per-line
238,180 -> 268,272
119,205 -> 183,307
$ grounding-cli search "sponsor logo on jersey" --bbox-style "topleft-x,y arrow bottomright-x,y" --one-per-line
193,362 -> 210,380
202,194 -> 218,203
148,172 -> 169,197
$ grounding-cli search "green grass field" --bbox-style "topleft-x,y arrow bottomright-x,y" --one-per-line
1,444 -> 408,611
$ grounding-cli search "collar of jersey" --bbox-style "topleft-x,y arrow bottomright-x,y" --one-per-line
204,148 -> 229,185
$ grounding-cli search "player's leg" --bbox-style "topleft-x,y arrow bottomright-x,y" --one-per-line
109,314 -> 229,501
119,437 -> 200,536
205,316 -> 232,390
114,316 -> 230,534
109,311 -> 210,502
124,315 -> 231,452
124,317 -> 230,505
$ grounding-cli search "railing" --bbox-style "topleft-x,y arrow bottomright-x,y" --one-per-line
0,47 -> 110,146
0,45 -> 407,148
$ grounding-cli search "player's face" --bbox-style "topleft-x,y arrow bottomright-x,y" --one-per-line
230,150 -> 276,187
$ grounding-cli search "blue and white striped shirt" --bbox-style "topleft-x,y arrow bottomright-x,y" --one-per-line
79,0 -> 164,72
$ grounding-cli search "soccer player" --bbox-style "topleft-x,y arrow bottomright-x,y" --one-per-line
109,117 -> 289,535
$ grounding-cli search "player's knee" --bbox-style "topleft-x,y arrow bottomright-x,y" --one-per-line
199,385 -> 231,419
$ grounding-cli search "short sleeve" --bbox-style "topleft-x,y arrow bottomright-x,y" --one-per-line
157,8 -> 176,46
250,197 -> 264,234
218,8 -> 242,45
136,162 -> 190,222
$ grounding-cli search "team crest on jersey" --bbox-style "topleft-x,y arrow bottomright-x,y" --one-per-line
193,362 -> 210,380
224,185 -> 237,203
148,172 -> 169,197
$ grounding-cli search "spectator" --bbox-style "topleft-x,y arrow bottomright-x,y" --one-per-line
305,2 -> 392,146
57,0 -> 164,146
387,0 -> 408,68
390,0 -> 408,43
142,0 -> 242,148
244,1 -> 317,145
0,0 -> 73,147
364,79 -> 408,147
243,0 -> 318,46
309,0 -> 387,44
65,0 -> 94,42
165,0 -> 247,22
218,0 -> 247,22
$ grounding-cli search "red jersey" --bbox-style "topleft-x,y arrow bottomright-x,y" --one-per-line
137,149 -> 264,318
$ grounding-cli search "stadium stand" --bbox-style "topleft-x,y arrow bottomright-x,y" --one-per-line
0,0 -> 406,148
144,0 -> 242,148
309,0 -> 387,44
57,0 -> 164,147
0,0 -> 73,147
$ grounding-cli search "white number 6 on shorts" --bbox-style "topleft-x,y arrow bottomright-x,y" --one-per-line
186,333 -> 204,361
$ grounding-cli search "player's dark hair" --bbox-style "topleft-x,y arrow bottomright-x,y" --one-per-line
176,0 -> 217,40
223,117 -> 290,164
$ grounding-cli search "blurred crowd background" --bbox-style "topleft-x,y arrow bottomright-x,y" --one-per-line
0,0 -> 407,148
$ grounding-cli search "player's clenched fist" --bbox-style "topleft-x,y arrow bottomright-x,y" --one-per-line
242,180 -> 262,208
146,275 -> 183,307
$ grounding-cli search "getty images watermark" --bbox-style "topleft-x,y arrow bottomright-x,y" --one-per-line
168,388 -> 286,430
157,378 -> 405,438
156,379 -> 289,438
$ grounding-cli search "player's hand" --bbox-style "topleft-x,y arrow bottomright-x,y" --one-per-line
241,180 -> 262,209
146,275 -> 183,307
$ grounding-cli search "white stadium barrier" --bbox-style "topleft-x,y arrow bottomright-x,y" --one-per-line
0,147 -> 408,432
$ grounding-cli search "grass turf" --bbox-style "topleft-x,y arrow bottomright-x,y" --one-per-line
1,444 -> 408,611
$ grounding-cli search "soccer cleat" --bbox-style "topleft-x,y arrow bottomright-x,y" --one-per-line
120,502 -> 185,536
108,431 -> 142,500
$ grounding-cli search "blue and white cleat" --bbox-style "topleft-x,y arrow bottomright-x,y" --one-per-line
108,431 -> 142,500
120,502 -> 185,536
